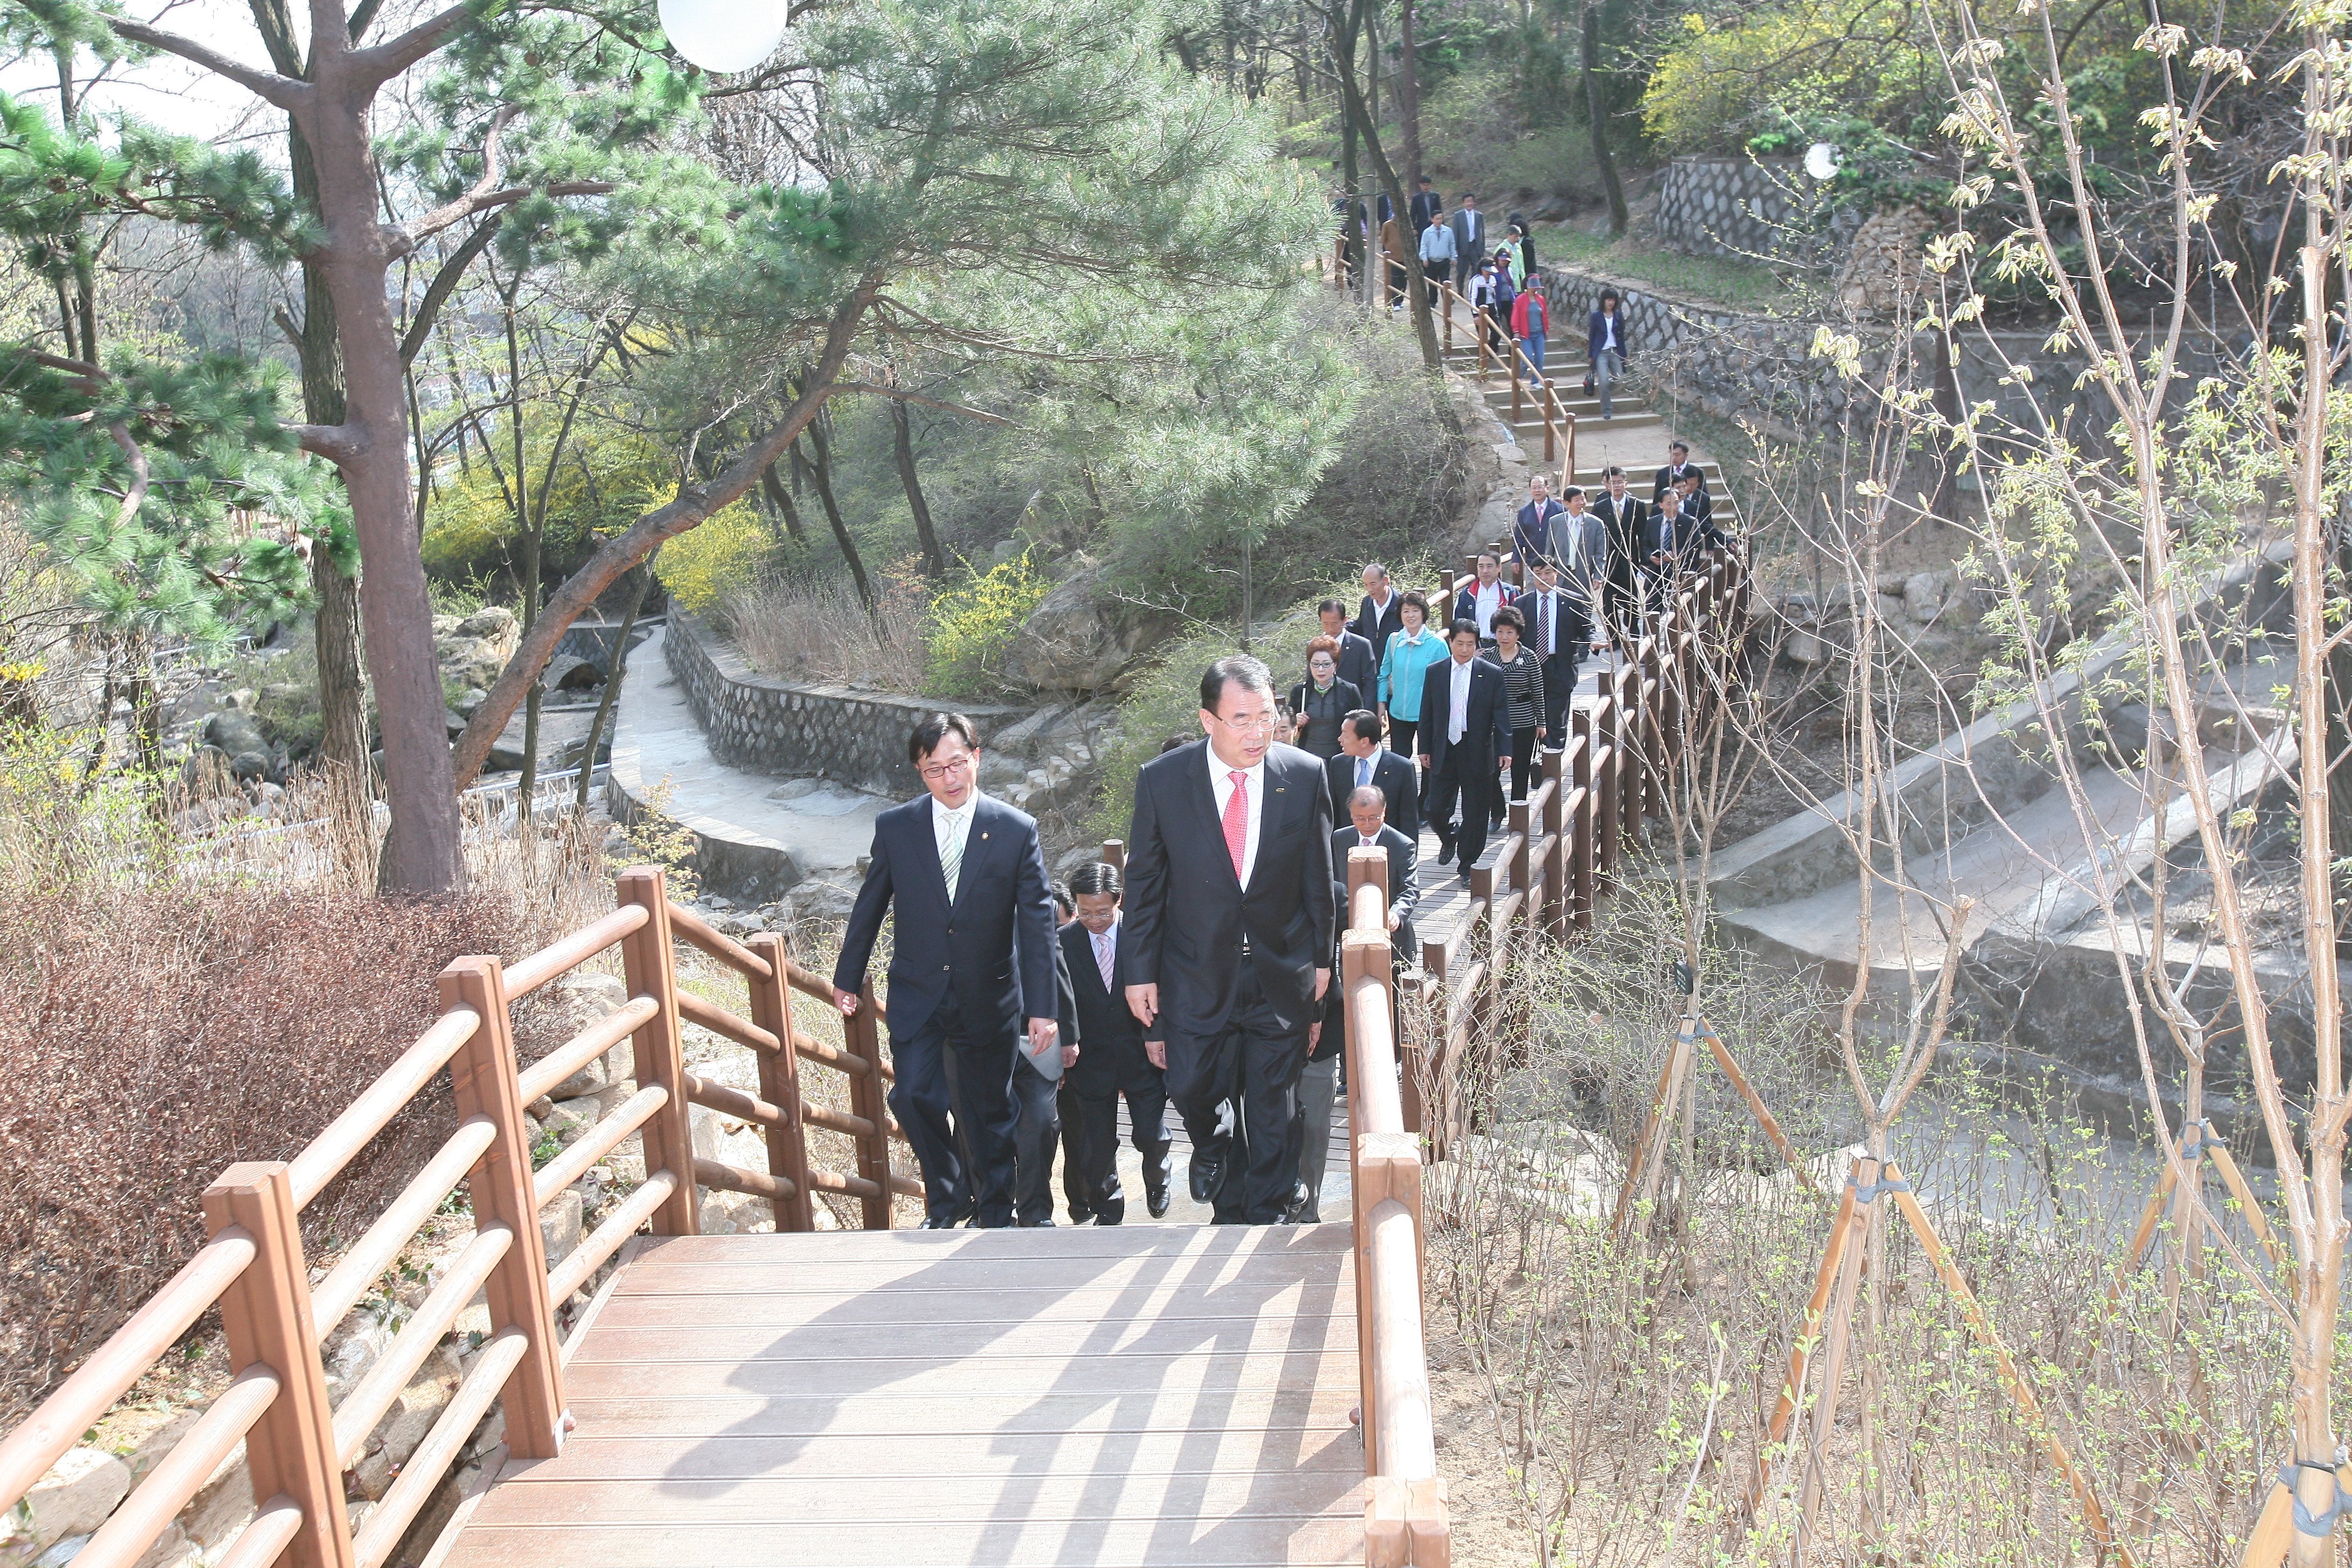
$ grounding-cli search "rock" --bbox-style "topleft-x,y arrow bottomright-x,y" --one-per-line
227,751 -> 272,784
435,638 -> 507,692
1002,561 -> 1182,694
201,711 -> 269,757
1783,630 -> 1826,666
12,1451 -> 130,1556
451,688 -> 488,718
541,1097 -> 605,1147
485,739 -> 528,771
541,1188 -> 584,1267
453,607 -> 520,649
349,1346 -> 459,1503
1904,571 -> 1954,620
179,746 -> 237,800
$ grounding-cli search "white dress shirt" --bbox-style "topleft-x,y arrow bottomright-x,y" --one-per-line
1472,581 -> 1504,637
932,793 -> 978,898
1446,657 -> 1473,743
1366,589 -> 1395,625
1207,750 -> 1266,888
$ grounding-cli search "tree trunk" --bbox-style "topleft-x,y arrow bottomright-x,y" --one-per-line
1397,0 -> 1423,191
760,461 -> 808,544
576,553 -> 656,814
802,415 -> 874,608
891,397 -> 946,575
299,47 -> 466,893
1331,8 -> 1441,368
1583,1 -> 1628,237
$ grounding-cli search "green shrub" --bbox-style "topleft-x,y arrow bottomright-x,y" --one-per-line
925,551 -> 1052,699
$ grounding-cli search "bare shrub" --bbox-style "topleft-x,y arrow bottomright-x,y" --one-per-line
0,886 -> 515,1423
724,570 -> 929,692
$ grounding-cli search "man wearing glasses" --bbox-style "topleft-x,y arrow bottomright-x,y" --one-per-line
834,713 -> 1062,1228
1122,655 -> 1336,1225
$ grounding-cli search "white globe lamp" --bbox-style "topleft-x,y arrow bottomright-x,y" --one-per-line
1804,142 -> 1842,181
659,0 -> 790,74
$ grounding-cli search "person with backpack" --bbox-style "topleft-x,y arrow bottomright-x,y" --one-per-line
1484,256 -> 1517,365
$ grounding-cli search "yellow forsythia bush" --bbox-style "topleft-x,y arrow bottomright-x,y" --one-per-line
654,502 -> 773,615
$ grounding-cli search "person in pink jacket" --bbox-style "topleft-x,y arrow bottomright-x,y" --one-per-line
1510,285 -> 1549,381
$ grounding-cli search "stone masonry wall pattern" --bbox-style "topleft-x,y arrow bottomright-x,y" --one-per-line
664,612 -> 1024,797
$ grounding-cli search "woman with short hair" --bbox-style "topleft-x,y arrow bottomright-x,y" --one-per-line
1376,590 -> 1448,767
1289,636 -> 1362,760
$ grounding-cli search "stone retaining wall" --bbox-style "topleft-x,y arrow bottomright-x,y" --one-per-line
1656,156 -> 1806,260
666,612 -> 1025,796
1533,262 -> 2237,442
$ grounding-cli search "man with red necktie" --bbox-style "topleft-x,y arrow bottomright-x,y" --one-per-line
1121,654 -> 1336,1224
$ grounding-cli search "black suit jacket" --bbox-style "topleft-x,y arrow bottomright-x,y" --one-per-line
1651,463 -> 1710,506
1124,739 -> 1336,1038
1415,655 -> 1510,773
1058,919 -> 1157,1098
1353,593 -> 1405,660
1324,629 -> 1375,698
833,793 -> 1055,1042
1332,823 -> 1422,965
1590,493 -> 1649,583
1409,190 -> 1442,231
1326,748 -> 1421,840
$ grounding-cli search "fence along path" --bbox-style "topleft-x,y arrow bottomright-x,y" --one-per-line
0,864 -> 1416,1566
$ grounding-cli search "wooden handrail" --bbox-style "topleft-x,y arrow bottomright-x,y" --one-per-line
505,903 -> 650,998
667,900 -> 775,981
310,1117 -> 500,1335
516,994 -> 659,1106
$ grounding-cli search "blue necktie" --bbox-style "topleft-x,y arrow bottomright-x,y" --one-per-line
1357,757 -> 1371,789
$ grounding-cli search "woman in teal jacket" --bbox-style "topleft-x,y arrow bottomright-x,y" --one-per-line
1377,590 -> 1450,761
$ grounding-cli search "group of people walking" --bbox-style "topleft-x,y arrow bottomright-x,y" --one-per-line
829,440 -> 1730,1236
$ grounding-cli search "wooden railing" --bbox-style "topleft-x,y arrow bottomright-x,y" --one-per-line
1431,276 -> 1577,484
1340,848 -> 1447,1565
0,864 -> 918,1568
1408,544 -> 1751,1158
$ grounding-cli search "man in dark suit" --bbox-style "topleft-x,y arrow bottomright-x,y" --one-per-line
1286,784 -> 1423,1223
834,713 -> 1059,1229
1326,710 -> 1420,839
1353,562 -> 1405,659
1651,440 -> 1709,506
1590,466 -> 1649,649
1522,562 -> 1586,741
1417,619 -> 1511,879
1512,475 -> 1567,575
1317,599 -> 1377,699
1409,175 -> 1442,235
1449,195 -> 1487,293
1008,937 -> 1081,1226
1124,654 -> 1337,1224
1057,862 -> 1171,1224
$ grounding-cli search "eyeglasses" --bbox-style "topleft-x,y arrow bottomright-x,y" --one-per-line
919,756 -> 972,783
1209,712 -> 1280,734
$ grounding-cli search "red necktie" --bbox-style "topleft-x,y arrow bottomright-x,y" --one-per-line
1223,771 -> 1249,883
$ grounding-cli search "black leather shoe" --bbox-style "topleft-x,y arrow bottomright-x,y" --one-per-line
1017,1216 -> 1055,1227
1188,1148 -> 1224,1203
1280,1183 -> 1314,1224
1067,1208 -> 1093,1226
1146,1187 -> 1171,1220
1436,838 -> 1456,865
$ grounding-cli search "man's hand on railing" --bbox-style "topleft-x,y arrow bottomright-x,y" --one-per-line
832,986 -> 860,1017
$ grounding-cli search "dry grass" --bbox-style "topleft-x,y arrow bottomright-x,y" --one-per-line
1425,887 -> 2291,1566
724,572 -> 930,693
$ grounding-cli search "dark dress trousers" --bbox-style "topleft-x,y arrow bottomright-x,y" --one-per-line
1325,747 -> 1422,842
1353,593 -> 1405,662
1010,937 -> 1082,1226
1124,739 -> 1336,1223
1416,656 -> 1510,874
834,793 -> 1055,1228
1058,918 -> 1171,1224
1590,492 -> 1650,645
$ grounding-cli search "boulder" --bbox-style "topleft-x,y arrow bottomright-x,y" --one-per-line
1904,571 -> 1955,621
179,746 -> 238,800
201,710 -> 269,757
541,654 -> 605,692
435,638 -> 506,692
227,750 -> 273,785
453,607 -> 520,650
10,1450 -> 130,1557
1002,562 -> 1182,694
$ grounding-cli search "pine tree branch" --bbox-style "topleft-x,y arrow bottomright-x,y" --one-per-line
393,111 -> 618,254
107,20 -> 311,110
288,423 -> 363,461
345,2 -> 471,88
828,381 -> 1015,425
399,216 -> 502,366
106,422 -> 151,531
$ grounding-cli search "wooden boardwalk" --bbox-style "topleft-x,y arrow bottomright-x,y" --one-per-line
432,1223 -> 1366,1567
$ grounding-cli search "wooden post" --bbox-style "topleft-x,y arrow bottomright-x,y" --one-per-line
1468,861 -> 1498,1103
1610,1017 -> 1697,1236
1419,935 -> 1453,1158
844,989 -> 896,1229
1509,340 -> 1523,426
1100,838 -> 1126,874
202,1163 -> 356,1568
439,958 -> 569,1458
1797,1157 -> 1873,1541
1619,664 -> 1644,842
1594,692 -> 1621,892
1639,638 -> 1664,822
1744,1177 -> 1859,1520
1508,799 -> 1532,898
615,867 -> 701,1236
1571,709 -> 1597,928
1539,746 -> 1567,939
745,933 -> 817,1233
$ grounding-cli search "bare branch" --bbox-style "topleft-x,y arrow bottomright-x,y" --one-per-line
107,19 -> 310,110
287,423 -> 364,462
400,218 -> 503,366
104,422 -> 151,533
